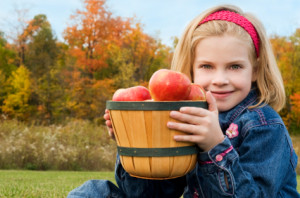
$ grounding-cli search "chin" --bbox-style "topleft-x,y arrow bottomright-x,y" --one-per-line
217,104 -> 233,112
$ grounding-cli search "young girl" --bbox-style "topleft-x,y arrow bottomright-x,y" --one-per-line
68,4 -> 299,198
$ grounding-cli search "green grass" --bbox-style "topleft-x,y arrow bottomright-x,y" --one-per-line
0,170 -> 299,197
0,170 -> 115,198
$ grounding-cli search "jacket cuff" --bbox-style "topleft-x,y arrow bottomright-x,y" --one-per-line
197,136 -> 238,169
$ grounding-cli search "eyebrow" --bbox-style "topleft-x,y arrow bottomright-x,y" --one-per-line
194,58 -> 248,64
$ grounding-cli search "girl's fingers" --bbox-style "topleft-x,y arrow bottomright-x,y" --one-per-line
105,120 -> 112,128
103,112 -> 110,121
179,106 -> 208,116
173,134 -> 204,143
167,121 -> 204,134
206,91 -> 218,112
169,110 -> 204,125
107,127 -> 115,140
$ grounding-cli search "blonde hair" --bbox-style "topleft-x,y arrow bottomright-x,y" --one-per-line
171,4 -> 285,111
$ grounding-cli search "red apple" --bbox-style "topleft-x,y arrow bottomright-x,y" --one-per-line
187,83 -> 206,101
149,69 -> 191,101
112,86 -> 152,101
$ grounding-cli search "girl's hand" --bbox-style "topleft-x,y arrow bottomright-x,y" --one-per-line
103,109 -> 115,140
167,91 -> 224,152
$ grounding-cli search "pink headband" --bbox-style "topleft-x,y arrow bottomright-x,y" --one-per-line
198,10 -> 260,57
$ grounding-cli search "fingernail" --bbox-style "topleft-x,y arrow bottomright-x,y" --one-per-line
170,111 -> 176,116
167,122 -> 173,127
173,135 -> 179,141
180,107 -> 186,111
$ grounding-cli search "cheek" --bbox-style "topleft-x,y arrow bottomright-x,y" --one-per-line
193,71 -> 210,88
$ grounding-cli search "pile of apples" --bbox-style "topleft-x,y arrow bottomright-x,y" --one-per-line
112,69 -> 206,101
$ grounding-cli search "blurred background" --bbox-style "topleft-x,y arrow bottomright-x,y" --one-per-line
0,0 -> 299,173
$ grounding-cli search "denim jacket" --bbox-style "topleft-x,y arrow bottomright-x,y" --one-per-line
115,89 -> 299,198
68,89 -> 299,198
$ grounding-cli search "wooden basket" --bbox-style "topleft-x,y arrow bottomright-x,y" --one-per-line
106,101 -> 207,180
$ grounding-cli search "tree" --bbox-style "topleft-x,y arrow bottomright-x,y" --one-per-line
1,65 -> 33,120
24,14 -> 58,77
106,23 -> 172,88
64,0 -> 132,75
290,93 -> 300,127
20,14 -> 60,123
271,30 -> 300,131
118,23 -> 171,82
64,68 -> 114,120
0,32 -> 17,76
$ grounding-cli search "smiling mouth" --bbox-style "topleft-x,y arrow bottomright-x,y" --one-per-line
211,91 -> 234,98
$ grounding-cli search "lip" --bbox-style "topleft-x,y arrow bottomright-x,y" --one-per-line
210,91 -> 234,99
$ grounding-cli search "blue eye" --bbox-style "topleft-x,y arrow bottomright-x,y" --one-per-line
200,64 -> 212,69
230,64 -> 241,70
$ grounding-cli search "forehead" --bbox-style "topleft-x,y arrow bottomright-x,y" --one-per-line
194,35 -> 251,63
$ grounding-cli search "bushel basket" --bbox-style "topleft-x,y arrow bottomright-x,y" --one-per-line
106,101 -> 207,180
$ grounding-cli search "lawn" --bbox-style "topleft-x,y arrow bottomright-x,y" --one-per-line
0,170 -> 115,198
0,170 -> 299,197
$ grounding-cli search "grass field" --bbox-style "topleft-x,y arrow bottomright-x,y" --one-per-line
0,170 -> 115,198
0,170 -> 299,197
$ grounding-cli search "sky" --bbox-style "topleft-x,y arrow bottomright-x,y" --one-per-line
0,0 -> 300,46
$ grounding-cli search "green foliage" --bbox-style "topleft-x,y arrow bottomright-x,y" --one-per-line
108,44 -> 139,88
33,68 -> 68,124
25,14 -> 58,77
0,32 -> 17,76
0,70 -> 9,108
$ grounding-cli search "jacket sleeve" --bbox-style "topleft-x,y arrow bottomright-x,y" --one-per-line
195,124 -> 298,197
115,155 -> 187,198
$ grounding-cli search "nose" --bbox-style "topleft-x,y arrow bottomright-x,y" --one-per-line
211,70 -> 229,86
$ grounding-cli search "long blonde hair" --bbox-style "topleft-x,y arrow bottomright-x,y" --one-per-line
171,4 -> 285,111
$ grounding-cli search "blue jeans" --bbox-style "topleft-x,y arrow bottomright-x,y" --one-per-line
67,179 -> 125,198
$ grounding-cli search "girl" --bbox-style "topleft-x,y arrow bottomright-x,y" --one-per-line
68,4 -> 299,198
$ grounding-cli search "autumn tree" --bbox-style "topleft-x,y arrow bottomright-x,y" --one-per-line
63,68 -> 114,120
64,0 -> 132,75
1,65 -> 33,120
24,14 -> 58,76
21,14 -> 60,123
0,32 -> 17,77
271,30 -> 300,131
0,70 -> 8,110
290,93 -> 300,127
0,32 -> 18,113
4,7 -> 30,66
112,23 -> 172,83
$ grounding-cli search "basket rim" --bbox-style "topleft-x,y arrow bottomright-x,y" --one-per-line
117,145 -> 199,157
106,101 -> 208,110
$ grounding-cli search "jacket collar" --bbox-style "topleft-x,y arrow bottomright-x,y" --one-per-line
219,88 -> 258,131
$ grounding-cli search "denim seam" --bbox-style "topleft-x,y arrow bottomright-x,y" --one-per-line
228,96 -> 257,124
253,109 -> 267,125
196,169 -> 206,198
217,169 -> 234,196
242,121 -> 283,138
208,152 -> 236,196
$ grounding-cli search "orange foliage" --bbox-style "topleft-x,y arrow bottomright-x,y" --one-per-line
291,92 -> 300,125
64,0 -> 132,73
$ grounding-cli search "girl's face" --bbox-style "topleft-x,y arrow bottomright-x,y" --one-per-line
193,35 -> 256,112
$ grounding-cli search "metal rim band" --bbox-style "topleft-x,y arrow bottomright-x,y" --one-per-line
117,146 -> 199,157
106,101 -> 208,111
